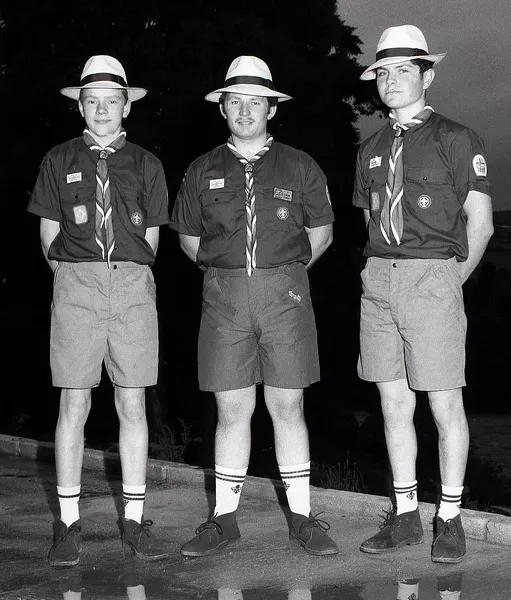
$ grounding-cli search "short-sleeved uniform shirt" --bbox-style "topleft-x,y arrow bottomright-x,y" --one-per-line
28,137 -> 170,265
352,112 -> 491,260
170,141 -> 335,267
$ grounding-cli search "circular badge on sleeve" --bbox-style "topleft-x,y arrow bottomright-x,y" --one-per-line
472,154 -> 487,177
417,195 -> 432,209
276,206 -> 289,220
131,211 -> 143,226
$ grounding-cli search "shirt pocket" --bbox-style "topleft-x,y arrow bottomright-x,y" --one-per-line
118,186 -> 148,234
200,190 -> 238,234
365,170 -> 387,217
262,187 -> 304,231
61,184 -> 96,238
404,167 -> 453,216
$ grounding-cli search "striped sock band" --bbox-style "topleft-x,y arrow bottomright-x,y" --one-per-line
214,465 -> 247,516
57,485 -> 81,527
123,484 -> 146,523
393,480 -> 418,515
279,462 -> 311,517
438,485 -> 463,521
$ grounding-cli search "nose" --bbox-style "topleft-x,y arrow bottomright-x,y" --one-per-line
239,102 -> 250,117
96,102 -> 108,114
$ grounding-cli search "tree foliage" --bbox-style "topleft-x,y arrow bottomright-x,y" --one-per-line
2,0 -> 379,201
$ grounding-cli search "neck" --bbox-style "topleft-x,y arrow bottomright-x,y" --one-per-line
230,133 -> 269,160
85,129 -> 124,148
392,99 -> 427,126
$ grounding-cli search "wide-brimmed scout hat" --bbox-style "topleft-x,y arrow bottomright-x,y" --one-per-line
205,55 -> 292,103
360,25 -> 446,81
60,55 -> 147,101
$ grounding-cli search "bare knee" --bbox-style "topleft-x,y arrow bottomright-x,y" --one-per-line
377,380 -> 416,427
58,389 -> 91,427
265,387 -> 304,426
115,387 -> 146,424
429,389 -> 467,433
215,387 -> 256,429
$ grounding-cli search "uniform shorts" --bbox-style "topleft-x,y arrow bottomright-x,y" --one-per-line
198,263 -> 320,392
358,256 -> 467,391
50,261 -> 158,389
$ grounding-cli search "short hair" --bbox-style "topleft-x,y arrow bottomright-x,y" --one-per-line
411,59 -> 434,75
79,88 -> 129,103
219,92 -> 278,112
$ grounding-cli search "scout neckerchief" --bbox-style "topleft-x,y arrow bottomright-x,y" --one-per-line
380,105 -> 434,245
82,128 -> 127,267
227,135 -> 273,276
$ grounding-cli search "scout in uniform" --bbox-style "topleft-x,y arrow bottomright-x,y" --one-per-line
353,26 -> 493,563
171,56 -> 338,557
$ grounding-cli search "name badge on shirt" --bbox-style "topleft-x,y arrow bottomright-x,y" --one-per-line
369,156 -> 382,169
273,187 -> 293,201
67,172 -> 82,184
209,178 -> 225,189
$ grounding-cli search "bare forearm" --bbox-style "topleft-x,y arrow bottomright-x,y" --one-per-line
459,225 -> 493,283
178,234 -> 201,265
40,218 -> 60,273
305,224 -> 333,270
459,192 -> 493,284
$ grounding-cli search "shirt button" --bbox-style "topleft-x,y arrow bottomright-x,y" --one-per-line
113,265 -> 118,270
392,262 -> 397,268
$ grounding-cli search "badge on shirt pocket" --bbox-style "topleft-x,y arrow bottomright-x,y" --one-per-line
273,187 -> 293,201
73,204 -> 88,225
371,192 -> 380,211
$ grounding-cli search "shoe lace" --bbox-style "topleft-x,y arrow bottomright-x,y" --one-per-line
195,514 -> 223,536
299,512 -> 331,534
134,519 -> 155,537
379,507 -> 396,530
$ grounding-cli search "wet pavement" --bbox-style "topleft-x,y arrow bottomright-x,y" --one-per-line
1,453 -> 510,599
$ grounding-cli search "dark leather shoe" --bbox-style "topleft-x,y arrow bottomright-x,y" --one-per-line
48,519 -> 82,567
360,508 -> 423,554
122,518 -> 169,561
180,512 -> 240,557
289,512 -> 339,556
431,514 -> 466,563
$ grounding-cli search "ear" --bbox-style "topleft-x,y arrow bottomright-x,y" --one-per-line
123,100 -> 131,119
78,101 -> 85,118
219,103 -> 227,119
423,68 -> 435,91
267,104 -> 277,121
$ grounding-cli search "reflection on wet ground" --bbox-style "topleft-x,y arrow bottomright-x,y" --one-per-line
2,454 -> 511,599
0,570 -> 467,599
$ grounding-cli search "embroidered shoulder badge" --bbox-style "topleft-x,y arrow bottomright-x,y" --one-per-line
472,154 -> 487,177
325,185 -> 331,205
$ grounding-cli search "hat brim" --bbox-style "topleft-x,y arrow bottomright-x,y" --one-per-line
205,84 -> 292,103
60,82 -> 147,102
360,53 -> 446,80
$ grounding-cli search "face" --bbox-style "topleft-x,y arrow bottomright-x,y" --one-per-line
376,61 -> 434,114
79,88 -> 131,144
220,93 -> 276,143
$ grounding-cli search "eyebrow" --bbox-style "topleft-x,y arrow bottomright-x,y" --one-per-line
82,94 -> 123,100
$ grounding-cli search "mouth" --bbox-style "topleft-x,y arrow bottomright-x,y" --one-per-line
236,120 -> 254,126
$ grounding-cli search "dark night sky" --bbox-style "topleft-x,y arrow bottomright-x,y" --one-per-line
339,0 -> 511,211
